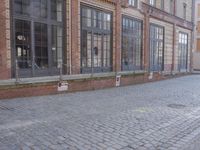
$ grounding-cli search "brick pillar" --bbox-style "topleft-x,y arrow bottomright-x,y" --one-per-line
0,0 -> 11,80
143,12 -> 150,72
71,0 -> 80,74
114,1 -> 122,73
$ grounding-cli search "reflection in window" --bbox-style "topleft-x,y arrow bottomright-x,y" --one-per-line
149,0 -> 155,6
32,0 -> 47,18
51,0 -> 63,21
14,0 -> 64,77
81,6 -> 112,73
128,0 -> 137,7
35,23 -> 48,68
15,20 -> 31,69
14,0 -> 30,16
52,25 -> 63,67
178,32 -> 188,70
150,24 -> 164,71
122,17 -> 142,71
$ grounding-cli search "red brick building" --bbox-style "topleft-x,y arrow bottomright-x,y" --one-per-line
0,0 -> 195,99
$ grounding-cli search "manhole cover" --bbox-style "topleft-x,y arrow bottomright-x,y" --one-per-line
167,104 -> 186,109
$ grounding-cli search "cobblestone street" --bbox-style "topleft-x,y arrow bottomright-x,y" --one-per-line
1,75 -> 200,150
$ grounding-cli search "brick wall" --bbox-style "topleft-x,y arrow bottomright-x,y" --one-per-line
0,73 -> 175,100
0,0 -> 11,79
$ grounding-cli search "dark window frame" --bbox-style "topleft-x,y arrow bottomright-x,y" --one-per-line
11,0 -> 66,78
80,4 -> 113,74
178,32 -> 188,71
149,23 -> 165,72
121,15 -> 143,71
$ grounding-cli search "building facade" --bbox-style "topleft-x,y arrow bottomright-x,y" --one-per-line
194,0 -> 200,71
0,0 -> 194,99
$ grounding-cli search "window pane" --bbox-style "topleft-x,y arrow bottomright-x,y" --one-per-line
122,17 -> 142,71
15,20 -> 31,69
149,0 -> 155,6
32,0 -> 47,18
129,0 -> 137,7
13,0 -> 64,77
150,25 -> 164,71
93,34 -> 102,67
51,0 -> 63,21
81,30 -> 92,68
14,0 -> 30,16
178,32 -> 188,70
52,25 -> 63,68
81,6 -> 112,73
34,23 -> 48,69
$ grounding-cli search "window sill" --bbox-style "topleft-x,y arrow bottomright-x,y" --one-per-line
0,71 -> 148,86
118,70 -> 146,76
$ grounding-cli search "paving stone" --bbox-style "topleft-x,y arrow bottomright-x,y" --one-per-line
1,75 -> 200,149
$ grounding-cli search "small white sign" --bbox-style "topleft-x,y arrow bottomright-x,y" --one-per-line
58,82 -> 68,92
116,75 -> 121,87
148,72 -> 153,80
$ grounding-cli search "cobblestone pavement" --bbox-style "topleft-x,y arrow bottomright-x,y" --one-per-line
2,75 -> 200,150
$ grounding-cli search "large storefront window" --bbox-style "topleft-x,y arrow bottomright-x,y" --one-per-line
81,6 -> 112,73
13,0 -> 64,77
122,16 -> 142,71
178,32 -> 188,71
149,24 -> 164,71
